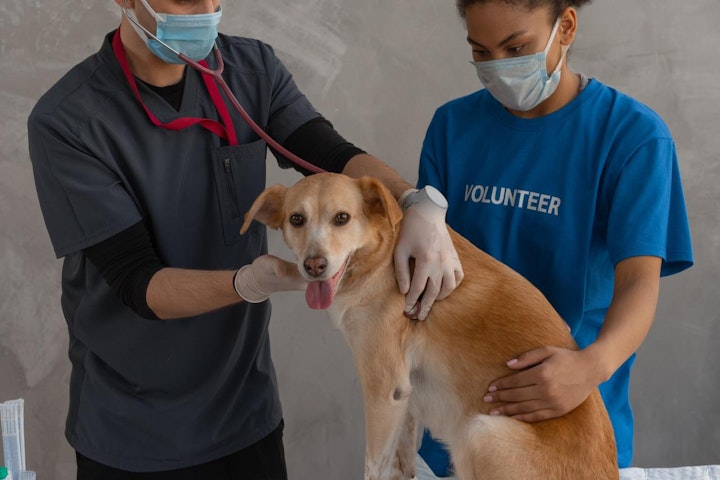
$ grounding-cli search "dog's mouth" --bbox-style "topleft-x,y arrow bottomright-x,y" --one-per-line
304,255 -> 350,310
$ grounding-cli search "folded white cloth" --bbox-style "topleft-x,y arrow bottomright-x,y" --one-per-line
415,454 -> 720,480
620,466 -> 720,480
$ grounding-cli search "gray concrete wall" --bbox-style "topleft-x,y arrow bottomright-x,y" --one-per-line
1,1 -> 718,478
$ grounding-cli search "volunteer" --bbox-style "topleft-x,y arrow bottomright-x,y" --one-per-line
416,0 -> 693,476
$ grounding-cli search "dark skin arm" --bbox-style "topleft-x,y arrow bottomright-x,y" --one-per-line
483,256 -> 662,422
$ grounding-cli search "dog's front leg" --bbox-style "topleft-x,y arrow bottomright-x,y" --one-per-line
395,409 -> 418,479
360,370 -> 413,480
351,336 -> 414,480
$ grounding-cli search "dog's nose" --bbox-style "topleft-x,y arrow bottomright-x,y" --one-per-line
304,257 -> 328,277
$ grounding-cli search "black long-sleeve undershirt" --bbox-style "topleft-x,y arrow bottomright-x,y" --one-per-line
84,117 -> 364,319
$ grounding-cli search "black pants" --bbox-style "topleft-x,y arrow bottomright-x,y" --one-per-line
76,421 -> 288,480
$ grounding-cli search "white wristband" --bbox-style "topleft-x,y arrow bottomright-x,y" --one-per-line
233,265 -> 270,303
398,188 -> 420,211
399,186 -> 448,211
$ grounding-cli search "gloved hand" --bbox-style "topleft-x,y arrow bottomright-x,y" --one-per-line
233,255 -> 307,303
394,187 -> 464,320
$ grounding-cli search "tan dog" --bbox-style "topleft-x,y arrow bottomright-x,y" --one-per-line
241,172 -> 618,480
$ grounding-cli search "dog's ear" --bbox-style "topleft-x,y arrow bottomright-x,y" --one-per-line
241,184 -> 288,234
356,176 -> 403,230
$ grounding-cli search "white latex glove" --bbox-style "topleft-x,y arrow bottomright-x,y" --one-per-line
394,187 -> 463,320
233,255 -> 307,303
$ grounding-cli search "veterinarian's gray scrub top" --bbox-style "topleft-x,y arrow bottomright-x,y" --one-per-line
28,31 -> 322,472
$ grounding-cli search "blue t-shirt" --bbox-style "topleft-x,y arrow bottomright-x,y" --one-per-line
417,79 -> 693,474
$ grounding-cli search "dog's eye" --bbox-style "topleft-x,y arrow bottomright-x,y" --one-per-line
334,212 -> 350,225
289,214 -> 304,227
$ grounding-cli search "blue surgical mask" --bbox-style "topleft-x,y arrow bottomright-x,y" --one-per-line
124,0 -> 222,64
471,18 -> 569,111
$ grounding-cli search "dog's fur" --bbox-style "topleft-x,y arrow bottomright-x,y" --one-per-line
241,173 -> 619,480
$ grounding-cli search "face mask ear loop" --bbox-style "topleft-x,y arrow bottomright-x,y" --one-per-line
543,18 -> 562,56
544,18 -> 568,76
553,43 -> 571,74
138,0 -> 166,23
121,0 -> 181,57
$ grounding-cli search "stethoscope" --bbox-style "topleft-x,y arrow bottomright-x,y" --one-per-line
121,1 -> 324,174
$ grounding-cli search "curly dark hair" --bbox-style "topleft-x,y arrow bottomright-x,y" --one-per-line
456,0 -> 592,20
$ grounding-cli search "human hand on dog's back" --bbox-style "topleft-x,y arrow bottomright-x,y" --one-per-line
339,156 -> 464,321
481,346 -> 605,422
482,255 -> 661,423
233,254 -> 308,303
394,187 -> 464,321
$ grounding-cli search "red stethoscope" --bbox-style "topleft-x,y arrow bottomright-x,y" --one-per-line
117,1 -> 325,174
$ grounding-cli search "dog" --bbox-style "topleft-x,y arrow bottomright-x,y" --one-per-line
240,172 -> 619,480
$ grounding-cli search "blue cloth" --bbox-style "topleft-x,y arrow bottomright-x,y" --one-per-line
27,31 -> 326,472
416,79 -> 693,476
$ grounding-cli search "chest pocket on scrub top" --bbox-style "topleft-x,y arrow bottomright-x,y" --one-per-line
211,139 -> 267,245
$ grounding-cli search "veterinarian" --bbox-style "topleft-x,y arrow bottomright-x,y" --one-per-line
415,0 -> 693,477
26,1 -> 462,478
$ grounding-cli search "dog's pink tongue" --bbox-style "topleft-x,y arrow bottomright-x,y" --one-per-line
305,280 -> 335,310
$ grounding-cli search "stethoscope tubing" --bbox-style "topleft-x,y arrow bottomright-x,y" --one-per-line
121,0 -> 326,174
180,49 -> 326,174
